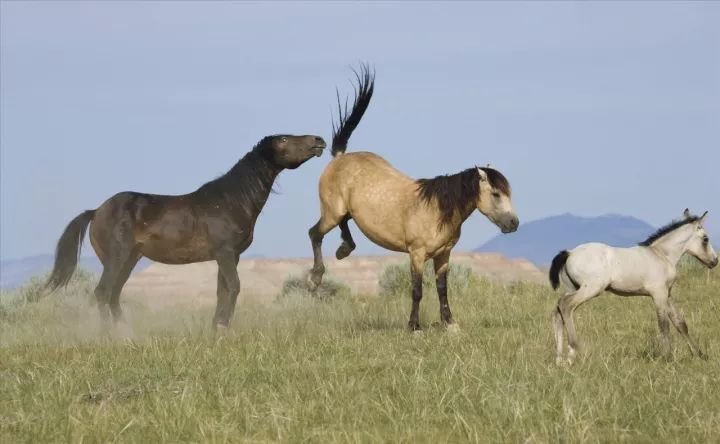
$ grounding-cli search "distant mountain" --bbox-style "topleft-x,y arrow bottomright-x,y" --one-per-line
475,213 -> 656,266
0,254 -> 152,290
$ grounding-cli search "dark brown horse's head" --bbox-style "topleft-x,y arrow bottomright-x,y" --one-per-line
257,135 -> 326,170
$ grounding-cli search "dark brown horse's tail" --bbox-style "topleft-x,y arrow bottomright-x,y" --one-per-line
46,209 -> 96,291
549,250 -> 570,290
331,63 -> 375,157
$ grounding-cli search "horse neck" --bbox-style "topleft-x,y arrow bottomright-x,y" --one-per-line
225,150 -> 282,213
650,225 -> 693,267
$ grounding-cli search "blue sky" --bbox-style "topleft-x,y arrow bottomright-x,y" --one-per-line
1,2 -> 718,261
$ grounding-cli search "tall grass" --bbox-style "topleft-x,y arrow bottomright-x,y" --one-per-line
1,260 -> 719,442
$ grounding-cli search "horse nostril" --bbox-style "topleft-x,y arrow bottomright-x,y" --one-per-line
314,136 -> 324,144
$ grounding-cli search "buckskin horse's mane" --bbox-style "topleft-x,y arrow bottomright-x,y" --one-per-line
416,167 -> 511,226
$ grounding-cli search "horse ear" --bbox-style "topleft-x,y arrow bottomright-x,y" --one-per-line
477,167 -> 487,182
699,211 -> 708,223
683,208 -> 691,219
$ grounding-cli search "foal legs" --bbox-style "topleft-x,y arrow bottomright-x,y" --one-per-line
407,249 -> 426,331
668,298 -> 706,359
552,306 -> 565,365
433,252 -> 456,330
556,283 -> 602,363
650,291 -> 673,360
335,215 -> 356,260
213,251 -> 240,329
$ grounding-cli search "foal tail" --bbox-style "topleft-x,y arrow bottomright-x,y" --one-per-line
331,63 -> 375,157
549,250 -> 570,290
46,209 -> 96,291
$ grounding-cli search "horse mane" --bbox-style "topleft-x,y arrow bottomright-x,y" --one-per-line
194,136 -> 282,212
639,214 -> 700,246
416,167 -> 510,226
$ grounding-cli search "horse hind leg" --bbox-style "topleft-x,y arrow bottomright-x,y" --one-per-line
558,283 -> 603,364
108,249 -> 142,325
335,215 -> 356,260
552,305 -> 566,365
308,212 -> 344,291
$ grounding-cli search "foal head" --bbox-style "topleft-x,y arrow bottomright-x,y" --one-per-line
476,167 -> 519,233
682,211 -> 718,268
255,135 -> 327,170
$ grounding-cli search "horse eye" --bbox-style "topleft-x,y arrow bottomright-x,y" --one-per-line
703,236 -> 709,244
492,191 -> 501,199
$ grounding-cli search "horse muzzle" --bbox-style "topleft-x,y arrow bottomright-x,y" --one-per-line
311,138 -> 327,157
499,215 -> 520,234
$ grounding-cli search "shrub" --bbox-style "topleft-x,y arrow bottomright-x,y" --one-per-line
378,261 -> 480,297
277,275 -> 351,301
0,268 -> 97,320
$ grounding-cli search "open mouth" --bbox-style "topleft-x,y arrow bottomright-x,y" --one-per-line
312,143 -> 326,157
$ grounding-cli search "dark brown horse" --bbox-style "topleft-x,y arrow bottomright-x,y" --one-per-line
47,134 -> 326,328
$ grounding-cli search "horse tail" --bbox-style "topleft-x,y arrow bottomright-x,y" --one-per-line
331,63 -> 375,157
549,250 -> 570,290
46,209 -> 96,291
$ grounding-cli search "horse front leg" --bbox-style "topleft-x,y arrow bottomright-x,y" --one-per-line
433,251 -> 457,331
668,298 -> 707,359
651,289 -> 672,361
408,249 -> 426,331
213,251 -> 240,330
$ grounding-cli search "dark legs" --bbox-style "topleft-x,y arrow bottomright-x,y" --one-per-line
94,225 -> 138,325
213,251 -> 241,328
407,249 -> 426,331
108,250 -> 141,322
433,252 -> 454,327
335,215 -> 356,260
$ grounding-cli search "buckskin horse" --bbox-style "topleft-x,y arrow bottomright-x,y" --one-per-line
307,66 -> 519,331
47,134 -> 326,329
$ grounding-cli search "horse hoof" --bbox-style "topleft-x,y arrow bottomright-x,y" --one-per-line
698,350 -> 709,361
306,274 -> 321,291
446,324 -> 461,334
335,244 -> 353,260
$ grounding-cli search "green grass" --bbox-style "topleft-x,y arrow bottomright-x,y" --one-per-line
1,261 -> 720,443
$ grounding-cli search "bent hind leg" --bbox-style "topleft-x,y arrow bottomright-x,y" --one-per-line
335,215 -> 356,260
308,212 -> 344,291
557,282 -> 604,364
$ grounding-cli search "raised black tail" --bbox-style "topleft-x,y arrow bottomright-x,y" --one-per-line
46,210 -> 96,291
549,250 -> 570,290
331,63 -> 375,157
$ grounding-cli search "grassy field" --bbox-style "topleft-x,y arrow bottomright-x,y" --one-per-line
1,261 -> 720,443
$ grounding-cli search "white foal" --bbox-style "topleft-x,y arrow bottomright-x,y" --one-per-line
549,209 -> 718,365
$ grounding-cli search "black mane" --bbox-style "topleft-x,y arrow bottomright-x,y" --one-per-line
639,214 -> 700,246
416,167 -> 510,227
194,136 -> 282,214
